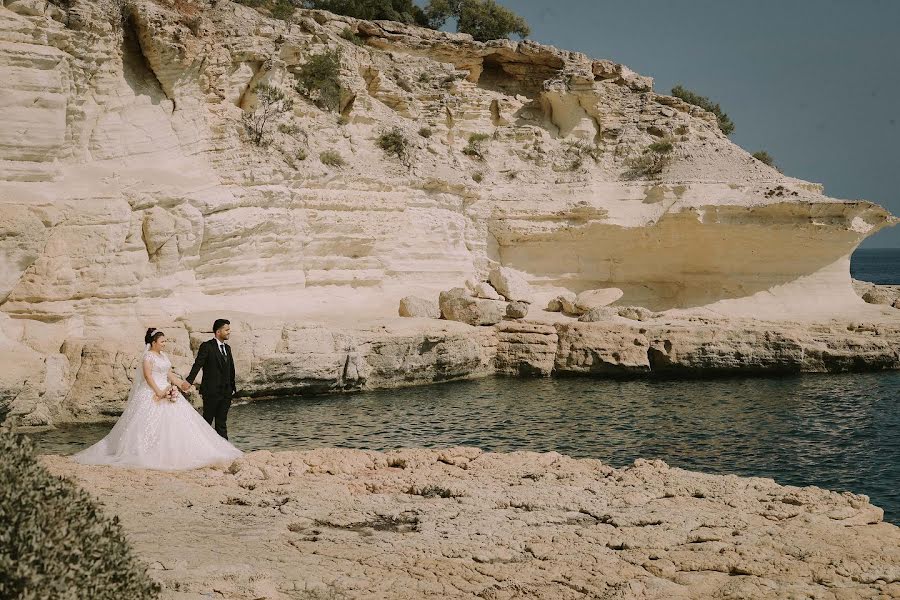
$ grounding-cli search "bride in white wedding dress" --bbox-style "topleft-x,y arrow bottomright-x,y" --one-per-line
74,328 -> 243,470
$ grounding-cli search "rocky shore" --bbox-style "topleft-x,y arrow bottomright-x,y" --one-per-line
42,448 -> 900,599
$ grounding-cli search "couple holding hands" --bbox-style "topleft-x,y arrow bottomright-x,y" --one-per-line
74,319 -> 244,470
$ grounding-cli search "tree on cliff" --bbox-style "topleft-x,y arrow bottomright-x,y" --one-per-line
0,430 -> 160,599
302,0 -> 430,26
671,84 -> 735,136
425,0 -> 530,41
242,83 -> 295,145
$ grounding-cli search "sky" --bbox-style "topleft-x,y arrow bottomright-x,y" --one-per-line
473,0 -> 900,247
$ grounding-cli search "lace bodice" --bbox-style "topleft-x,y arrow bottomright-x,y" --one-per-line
143,351 -> 171,386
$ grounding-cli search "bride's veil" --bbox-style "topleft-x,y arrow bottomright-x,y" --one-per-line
125,343 -> 151,402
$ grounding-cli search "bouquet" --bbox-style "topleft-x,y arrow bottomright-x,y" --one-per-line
161,385 -> 179,403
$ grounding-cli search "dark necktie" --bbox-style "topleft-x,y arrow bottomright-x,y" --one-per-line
219,344 -> 227,361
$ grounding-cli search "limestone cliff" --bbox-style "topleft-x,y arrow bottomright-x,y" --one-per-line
1,0 -> 897,426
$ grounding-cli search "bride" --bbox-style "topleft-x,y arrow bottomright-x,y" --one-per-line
75,328 -> 243,470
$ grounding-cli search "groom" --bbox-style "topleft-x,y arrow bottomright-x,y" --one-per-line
182,319 -> 236,439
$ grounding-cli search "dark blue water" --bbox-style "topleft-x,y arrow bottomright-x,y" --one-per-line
851,247 -> 900,284
34,373 -> 900,524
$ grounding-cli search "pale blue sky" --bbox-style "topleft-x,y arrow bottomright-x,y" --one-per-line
475,1 -> 900,247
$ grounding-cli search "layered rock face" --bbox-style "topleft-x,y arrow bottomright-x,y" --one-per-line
0,0 -> 897,426
42,449 -> 900,599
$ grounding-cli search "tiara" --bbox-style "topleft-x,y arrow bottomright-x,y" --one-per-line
148,328 -> 158,335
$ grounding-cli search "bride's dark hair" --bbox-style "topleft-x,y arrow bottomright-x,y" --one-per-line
144,328 -> 165,346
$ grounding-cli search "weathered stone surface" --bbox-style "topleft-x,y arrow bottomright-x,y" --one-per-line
439,288 -> 504,326
495,320 -> 556,376
398,296 -> 439,318
505,300 -> 528,319
42,449 -> 900,599
579,305 -> 655,322
474,281 -> 502,300
555,318 -> 900,376
488,266 -> 534,304
574,287 -> 624,312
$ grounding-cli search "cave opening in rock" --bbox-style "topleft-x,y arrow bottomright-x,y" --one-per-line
121,15 -> 169,105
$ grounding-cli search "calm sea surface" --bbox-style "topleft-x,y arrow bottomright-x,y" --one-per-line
851,247 -> 900,284
30,248 -> 900,524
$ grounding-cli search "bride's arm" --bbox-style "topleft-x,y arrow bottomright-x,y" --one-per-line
142,357 -> 166,399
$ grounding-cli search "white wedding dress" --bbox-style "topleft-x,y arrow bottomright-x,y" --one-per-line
74,349 -> 242,470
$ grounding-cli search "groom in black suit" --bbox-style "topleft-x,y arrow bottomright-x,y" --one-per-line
184,319 -> 236,439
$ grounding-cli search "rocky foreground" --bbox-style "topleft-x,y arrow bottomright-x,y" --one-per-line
43,449 -> 900,599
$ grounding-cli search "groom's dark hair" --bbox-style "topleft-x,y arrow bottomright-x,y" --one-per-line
212,319 -> 230,333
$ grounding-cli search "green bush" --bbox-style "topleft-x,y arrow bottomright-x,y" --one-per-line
340,27 -> 366,46
303,0 -> 429,25
462,132 -> 490,160
295,49 -> 342,112
472,171 -> 484,183
233,0 -> 294,20
0,430 -> 160,599
320,149 -> 346,167
426,0 -> 529,41
670,84 -> 735,136
376,127 -> 411,162
418,126 -> 433,138
242,83 -> 294,146
625,140 -> 675,179
752,150 -> 777,169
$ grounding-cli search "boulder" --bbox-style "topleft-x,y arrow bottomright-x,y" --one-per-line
579,306 -> 654,322
862,287 -> 896,306
475,282 -> 502,300
559,294 -> 581,315
506,301 -> 528,319
488,266 -> 533,304
574,288 -> 624,312
439,288 -> 504,326
398,296 -> 440,318
548,292 -> 577,313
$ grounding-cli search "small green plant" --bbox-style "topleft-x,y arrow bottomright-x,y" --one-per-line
278,121 -> 301,135
625,138 -> 675,179
376,127 -> 411,163
417,72 -> 430,84
752,150 -> 777,169
320,149 -> 345,167
302,0 -> 429,26
418,126 -> 433,138
242,83 -> 294,146
564,140 -> 602,170
270,0 -> 294,20
671,84 -> 735,136
463,132 -> 490,160
295,49 -> 342,112
647,139 -> 674,154
472,171 -> 484,183
674,124 -> 689,135
340,27 -> 365,46
0,430 -> 161,599
337,114 -> 350,125
295,148 -> 308,162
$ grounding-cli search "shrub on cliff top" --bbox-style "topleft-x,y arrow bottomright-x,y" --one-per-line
295,49 -> 343,112
0,430 -> 160,600
303,0 -> 429,26
671,84 -> 735,136
426,0 -> 530,42
752,150 -> 779,170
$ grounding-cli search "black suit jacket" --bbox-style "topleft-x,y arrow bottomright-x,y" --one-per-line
186,339 -> 236,397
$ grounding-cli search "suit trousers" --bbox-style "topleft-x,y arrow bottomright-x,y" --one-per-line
202,391 -> 232,439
